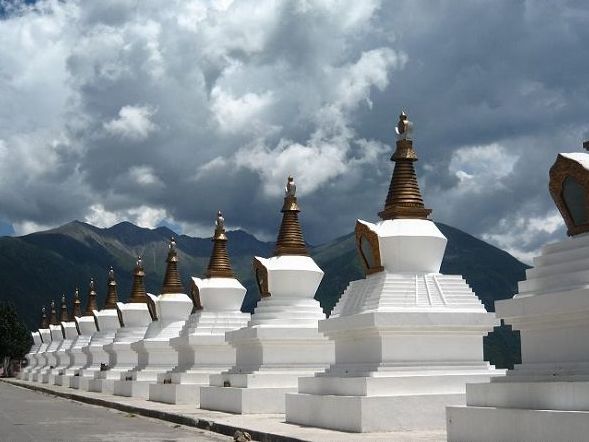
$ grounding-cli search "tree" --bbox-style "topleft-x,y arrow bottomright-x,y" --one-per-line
0,301 -> 32,377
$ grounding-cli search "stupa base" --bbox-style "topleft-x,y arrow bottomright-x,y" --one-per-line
287,392 -> 463,432
148,383 -> 202,405
112,379 -> 152,399
200,385 -> 296,414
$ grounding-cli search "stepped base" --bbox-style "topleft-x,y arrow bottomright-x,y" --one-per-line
87,379 -> 116,394
447,406 -> 589,442
200,385 -> 295,414
70,376 -> 95,391
148,383 -> 202,405
112,380 -> 152,399
287,392 -> 463,432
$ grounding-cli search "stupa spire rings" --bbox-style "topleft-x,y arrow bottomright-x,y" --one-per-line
49,300 -> 59,325
103,266 -> 119,309
161,237 -> 185,294
72,287 -> 82,317
206,210 -> 234,278
60,294 -> 70,322
129,256 -> 148,303
40,306 -> 48,329
274,176 -> 308,256
378,110 -> 432,221
83,277 -> 98,316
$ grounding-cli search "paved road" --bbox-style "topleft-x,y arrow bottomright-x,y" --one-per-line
0,381 -> 231,442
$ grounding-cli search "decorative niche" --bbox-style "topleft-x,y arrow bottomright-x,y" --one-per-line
355,220 -> 384,275
253,257 -> 270,298
549,153 -> 589,236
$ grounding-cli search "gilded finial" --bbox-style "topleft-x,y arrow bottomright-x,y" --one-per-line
72,287 -> 82,317
103,266 -> 119,309
83,277 -> 98,316
40,306 -> 48,329
60,294 -> 70,322
274,176 -> 309,256
129,256 -> 148,303
161,237 -> 184,294
378,110 -> 431,221
49,300 -> 59,325
206,210 -> 234,278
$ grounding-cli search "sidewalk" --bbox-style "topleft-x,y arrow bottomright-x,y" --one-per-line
2,378 -> 445,441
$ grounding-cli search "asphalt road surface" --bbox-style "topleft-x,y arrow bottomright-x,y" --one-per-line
0,381 -> 231,442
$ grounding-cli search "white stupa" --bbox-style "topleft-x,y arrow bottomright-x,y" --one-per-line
21,308 -> 46,380
35,301 -> 63,382
149,211 -> 251,405
448,151 -> 589,441
285,112 -> 501,432
200,178 -> 334,414
113,238 -> 193,399
88,257 -> 155,394
43,295 -> 77,384
71,268 -> 122,391
50,290 -> 82,384
54,280 -> 98,387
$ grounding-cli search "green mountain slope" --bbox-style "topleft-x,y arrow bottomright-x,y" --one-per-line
0,220 -> 528,368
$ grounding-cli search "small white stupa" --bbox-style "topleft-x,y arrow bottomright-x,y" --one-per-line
113,238 -> 193,399
89,257 -> 155,394
54,279 -> 98,387
149,211 -> 251,405
50,289 -> 82,384
448,150 -> 589,441
21,309 -> 46,380
72,268 -> 122,391
35,301 -> 63,382
43,294 -> 77,384
200,178 -> 334,414
285,112 -> 501,432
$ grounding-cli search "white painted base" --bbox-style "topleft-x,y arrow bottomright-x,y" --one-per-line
87,379 -> 116,394
200,385 -> 296,414
447,406 -> 589,442
288,392 -> 464,432
112,380 -> 151,399
148,383 -> 201,405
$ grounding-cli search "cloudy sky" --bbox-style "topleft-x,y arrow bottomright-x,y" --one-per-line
0,0 -> 587,263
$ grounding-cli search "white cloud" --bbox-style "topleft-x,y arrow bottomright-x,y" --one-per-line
84,204 -> 168,229
104,105 -> 157,141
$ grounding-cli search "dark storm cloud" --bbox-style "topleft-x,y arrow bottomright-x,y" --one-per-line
0,0 -> 586,261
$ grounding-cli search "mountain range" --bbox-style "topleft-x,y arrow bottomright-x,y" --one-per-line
0,219 -> 528,367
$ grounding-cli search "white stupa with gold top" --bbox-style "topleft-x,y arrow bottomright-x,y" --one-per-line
55,279 -> 98,387
35,300 -> 63,382
49,290 -> 81,385
21,308 -> 47,380
200,178 -> 334,414
448,147 -> 589,441
113,238 -> 193,399
88,257 -> 155,394
72,268 -> 123,391
286,112 -> 501,432
149,211 -> 251,405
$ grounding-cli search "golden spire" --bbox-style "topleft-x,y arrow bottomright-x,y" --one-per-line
161,237 -> 184,294
206,210 -> 235,278
40,306 -> 48,329
103,266 -> 119,309
378,111 -> 432,220
60,294 -> 70,322
274,176 -> 309,256
49,300 -> 59,326
128,256 -> 148,303
72,288 -> 82,317
83,278 -> 98,316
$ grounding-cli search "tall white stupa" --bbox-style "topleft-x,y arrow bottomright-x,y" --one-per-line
72,268 -> 122,390
35,300 -> 63,382
448,149 -> 589,441
21,308 -> 46,380
285,112 -> 501,432
54,279 -> 98,387
88,257 -> 155,394
113,238 -> 193,399
49,290 -> 81,384
149,211 -> 250,405
200,177 -> 334,414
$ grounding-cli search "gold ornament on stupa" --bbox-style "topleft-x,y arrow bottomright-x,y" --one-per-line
161,237 -> 185,294
103,267 -> 119,310
60,294 -> 70,322
72,288 -> 82,317
83,278 -> 98,316
128,257 -> 148,303
49,300 -> 59,326
378,111 -> 432,220
274,176 -> 309,256
40,306 -> 48,329
205,210 -> 235,278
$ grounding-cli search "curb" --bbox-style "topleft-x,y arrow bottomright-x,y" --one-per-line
1,379 -> 306,442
